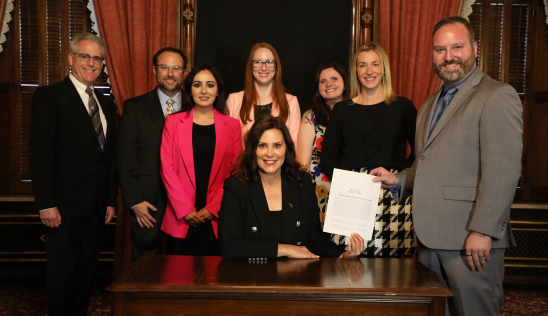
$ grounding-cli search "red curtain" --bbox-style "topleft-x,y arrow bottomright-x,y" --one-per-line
379,0 -> 461,110
93,0 -> 177,277
93,0 -> 177,113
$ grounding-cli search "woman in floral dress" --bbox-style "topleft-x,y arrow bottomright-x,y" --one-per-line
297,62 -> 349,245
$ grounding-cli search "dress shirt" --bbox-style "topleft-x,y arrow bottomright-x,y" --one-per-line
69,74 -> 107,135
158,88 -> 182,116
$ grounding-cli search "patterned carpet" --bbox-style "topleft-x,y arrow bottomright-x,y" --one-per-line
0,279 -> 546,315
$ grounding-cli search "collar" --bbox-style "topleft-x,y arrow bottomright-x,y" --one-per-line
157,88 -> 181,109
69,73 -> 92,94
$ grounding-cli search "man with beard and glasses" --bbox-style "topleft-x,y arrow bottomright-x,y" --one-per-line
117,47 -> 189,261
370,16 -> 522,316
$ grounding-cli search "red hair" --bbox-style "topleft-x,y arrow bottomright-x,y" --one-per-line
240,43 -> 289,124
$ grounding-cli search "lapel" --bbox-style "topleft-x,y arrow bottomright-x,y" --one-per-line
423,69 -> 484,151
177,109 -> 196,189
280,174 -> 299,244
250,179 -> 273,240
62,76 -> 98,142
147,87 -> 167,131
416,89 -> 442,152
208,110 -> 228,189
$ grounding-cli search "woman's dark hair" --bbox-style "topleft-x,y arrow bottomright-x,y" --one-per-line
181,64 -> 227,115
311,62 -> 349,126
232,115 -> 307,183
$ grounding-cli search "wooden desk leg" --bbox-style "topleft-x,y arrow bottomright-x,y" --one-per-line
430,297 -> 446,316
112,293 -> 125,316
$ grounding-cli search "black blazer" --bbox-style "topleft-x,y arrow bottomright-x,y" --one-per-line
30,76 -> 117,216
219,173 -> 344,260
116,88 -> 180,212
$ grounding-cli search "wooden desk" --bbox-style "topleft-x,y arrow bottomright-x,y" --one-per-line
107,255 -> 452,316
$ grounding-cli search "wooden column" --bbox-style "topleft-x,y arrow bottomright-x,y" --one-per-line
180,0 -> 196,70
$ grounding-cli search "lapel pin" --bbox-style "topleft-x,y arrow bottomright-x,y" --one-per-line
288,203 -> 293,208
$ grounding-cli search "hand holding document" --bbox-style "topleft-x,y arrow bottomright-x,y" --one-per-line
323,169 -> 381,240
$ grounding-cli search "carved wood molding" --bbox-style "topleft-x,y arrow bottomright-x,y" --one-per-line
352,0 -> 374,54
179,0 -> 196,70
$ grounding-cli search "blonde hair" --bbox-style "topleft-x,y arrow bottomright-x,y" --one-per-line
350,42 -> 397,104
69,33 -> 106,57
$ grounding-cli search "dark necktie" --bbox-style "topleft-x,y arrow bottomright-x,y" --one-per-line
85,87 -> 106,150
429,87 -> 458,136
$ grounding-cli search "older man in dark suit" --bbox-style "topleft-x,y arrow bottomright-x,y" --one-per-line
371,17 -> 522,316
117,47 -> 188,261
30,33 -> 117,316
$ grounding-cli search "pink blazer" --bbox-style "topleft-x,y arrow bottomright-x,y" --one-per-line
160,108 -> 242,238
226,91 -> 301,148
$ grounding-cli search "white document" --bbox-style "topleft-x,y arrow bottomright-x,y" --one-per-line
323,168 -> 381,240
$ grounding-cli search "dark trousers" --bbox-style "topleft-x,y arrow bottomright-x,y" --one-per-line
130,208 -> 165,262
44,210 -> 104,316
166,221 -> 220,256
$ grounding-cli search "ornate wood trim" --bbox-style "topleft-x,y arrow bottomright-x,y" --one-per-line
352,0 -> 374,55
179,0 -> 196,70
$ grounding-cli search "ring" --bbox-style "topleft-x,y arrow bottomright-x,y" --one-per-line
478,255 -> 485,258
352,249 -> 356,252
465,253 -> 472,256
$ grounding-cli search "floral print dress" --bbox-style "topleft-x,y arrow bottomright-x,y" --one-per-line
303,110 -> 345,245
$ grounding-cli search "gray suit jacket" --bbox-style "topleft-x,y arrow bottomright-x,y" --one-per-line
396,69 -> 522,250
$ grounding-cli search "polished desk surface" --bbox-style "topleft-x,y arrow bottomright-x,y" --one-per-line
107,255 -> 451,297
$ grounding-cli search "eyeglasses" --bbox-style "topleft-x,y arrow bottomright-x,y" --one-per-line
156,64 -> 184,72
72,53 -> 104,64
252,60 -> 277,69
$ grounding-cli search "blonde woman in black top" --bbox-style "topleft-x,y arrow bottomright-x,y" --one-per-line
321,42 -> 417,257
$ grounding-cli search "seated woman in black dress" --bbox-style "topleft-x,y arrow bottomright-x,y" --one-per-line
219,115 -> 364,260
321,42 -> 417,257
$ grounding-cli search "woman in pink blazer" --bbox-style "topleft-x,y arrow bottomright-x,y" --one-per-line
161,64 -> 242,256
226,43 -> 300,148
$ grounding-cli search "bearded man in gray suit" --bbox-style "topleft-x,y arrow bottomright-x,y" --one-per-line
371,16 -> 522,316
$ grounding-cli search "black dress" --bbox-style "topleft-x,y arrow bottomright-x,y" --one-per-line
166,123 -> 220,256
321,97 -> 417,257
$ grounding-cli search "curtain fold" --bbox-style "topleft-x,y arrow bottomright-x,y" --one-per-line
93,0 -> 177,113
93,0 -> 177,277
379,0 -> 461,110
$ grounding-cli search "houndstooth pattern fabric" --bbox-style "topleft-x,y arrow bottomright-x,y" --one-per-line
332,167 -> 415,257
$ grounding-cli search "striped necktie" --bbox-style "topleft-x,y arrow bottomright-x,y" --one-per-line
85,87 -> 106,151
166,99 -> 176,115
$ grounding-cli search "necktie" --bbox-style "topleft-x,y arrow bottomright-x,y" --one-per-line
85,87 -> 106,150
166,99 -> 176,115
429,87 -> 458,136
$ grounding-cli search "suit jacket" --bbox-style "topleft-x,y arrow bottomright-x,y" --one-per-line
218,174 -> 344,260
160,108 -> 242,238
226,91 -> 301,147
30,76 -> 117,216
396,69 -> 522,250
117,88 -> 183,213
